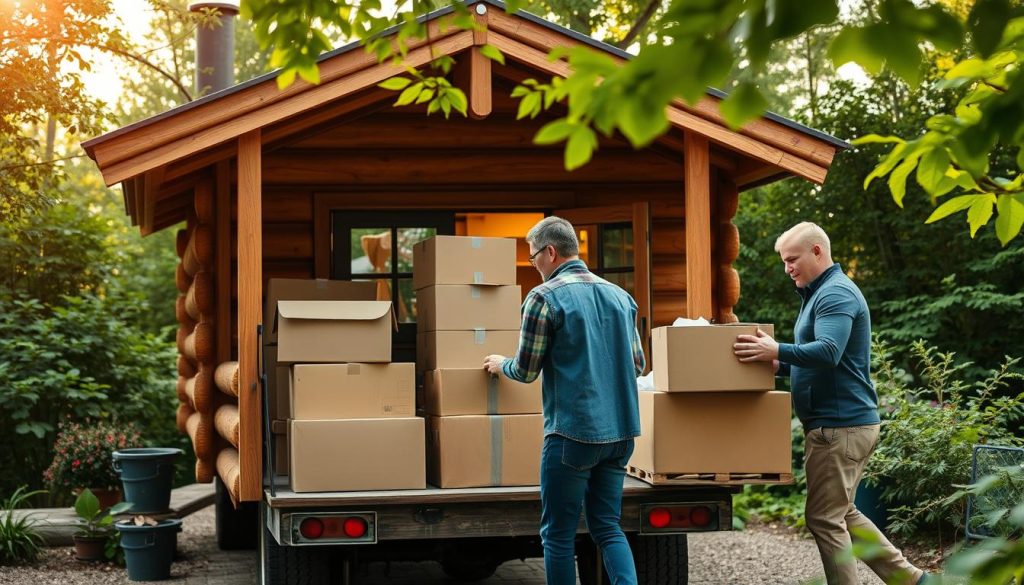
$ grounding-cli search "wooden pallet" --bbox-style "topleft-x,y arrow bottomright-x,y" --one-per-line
628,466 -> 794,486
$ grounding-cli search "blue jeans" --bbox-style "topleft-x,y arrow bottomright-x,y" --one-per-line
540,434 -> 637,585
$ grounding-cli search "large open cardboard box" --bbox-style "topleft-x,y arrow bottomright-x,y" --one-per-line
275,300 -> 395,364
264,278 -> 376,344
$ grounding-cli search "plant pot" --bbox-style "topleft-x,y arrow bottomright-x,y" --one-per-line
115,519 -> 182,581
74,487 -> 123,510
112,448 -> 182,514
73,534 -> 107,561
854,479 -> 890,535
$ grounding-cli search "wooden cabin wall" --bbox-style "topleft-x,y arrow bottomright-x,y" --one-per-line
218,105 -> 747,355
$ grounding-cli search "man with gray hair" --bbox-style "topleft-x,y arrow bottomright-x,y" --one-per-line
484,216 -> 645,585
733,221 -> 927,585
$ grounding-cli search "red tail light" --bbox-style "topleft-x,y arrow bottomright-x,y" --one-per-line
343,517 -> 368,538
641,503 -> 720,533
648,507 -> 671,528
299,517 -> 324,539
689,506 -> 712,527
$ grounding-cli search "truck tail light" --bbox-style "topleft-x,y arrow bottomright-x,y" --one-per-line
641,503 -> 720,533
288,512 -> 376,545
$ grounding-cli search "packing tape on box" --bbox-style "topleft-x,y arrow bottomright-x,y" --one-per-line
471,237 -> 482,249
471,287 -> 481,299
490,415 -> 503,485
474,328 -> 486,344
473,271 -> 484,284
487,375 -> 499,415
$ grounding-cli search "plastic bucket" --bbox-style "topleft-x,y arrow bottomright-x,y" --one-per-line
112,448 -> 183,514
116,518 -> 182,581
854,479 -> 890,535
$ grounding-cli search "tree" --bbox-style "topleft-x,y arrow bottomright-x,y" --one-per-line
243,0 -> 1024,244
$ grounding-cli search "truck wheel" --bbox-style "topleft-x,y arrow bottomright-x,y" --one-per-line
577,533 -> 688,585
215,476 -> 258,550
260,503 -> 334,585
633,533 -> 688,585
440,559 -> 500,582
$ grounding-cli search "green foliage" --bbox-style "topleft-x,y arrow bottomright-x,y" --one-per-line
866,339 -> 1024,539
941,464 -> 1024,584
0,486 -> 45,566
73,489 -> 133,538
44,421 -> 142,497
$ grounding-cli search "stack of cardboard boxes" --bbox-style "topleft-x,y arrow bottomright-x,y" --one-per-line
628,323 -> 793,481
266,279 -> 426,493
413,236 -> 544,488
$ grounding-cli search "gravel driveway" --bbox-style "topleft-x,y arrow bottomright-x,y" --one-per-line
0,506 -> 928,584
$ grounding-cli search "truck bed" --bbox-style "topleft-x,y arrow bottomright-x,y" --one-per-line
266,476 -> 737,508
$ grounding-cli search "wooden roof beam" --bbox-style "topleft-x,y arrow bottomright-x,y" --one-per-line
97,30 -> 474,186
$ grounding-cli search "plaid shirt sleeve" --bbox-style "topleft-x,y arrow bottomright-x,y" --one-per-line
501,292 -> 551,383
632,324 -> 646,376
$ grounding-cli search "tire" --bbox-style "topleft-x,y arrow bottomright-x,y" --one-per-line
260,502 -> 334,585
577,533 -> 688,585
215,476 -> 258,550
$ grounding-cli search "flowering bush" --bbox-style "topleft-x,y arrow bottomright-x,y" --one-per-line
43,420 -> 142,494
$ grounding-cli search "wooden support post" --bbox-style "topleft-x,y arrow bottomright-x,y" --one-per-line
237,130 -> 262,502
684,132 -> 712,319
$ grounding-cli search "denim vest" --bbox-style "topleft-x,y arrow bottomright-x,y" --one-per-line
535,260 -> 641,443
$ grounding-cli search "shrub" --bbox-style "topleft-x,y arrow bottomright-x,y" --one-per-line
866,339 -> 1024,540
44,420 -> 142,497
0,486 -> 46,566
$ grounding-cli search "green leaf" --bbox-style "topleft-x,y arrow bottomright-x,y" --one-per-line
994,193 -> 1024,245
830,27 -> 884,75
945,58 -> 991,81
276,68 -> 297,90
394,82 -> 424,107
109,502 -> 133,515
414,88 -> 434,104
969,0 -> 1012,57
617,98 -> 670,147
517,91 -> 541,120
925,195 -> 976,224
864,143 -> 909,189
479,44 -> 505,65
718,82 -> 769,130
916,148 -> 951,193
534,118 -> 574,145
75,489 -> 100,522
447,88 -> 468,116
565,125 -> 597,171
888,154 -> 920,208
297,63 -> 320,85
967,194 -> 998,237
378,77 -> 413,91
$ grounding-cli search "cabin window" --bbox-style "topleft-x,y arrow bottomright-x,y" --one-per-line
576,223 -> 635,296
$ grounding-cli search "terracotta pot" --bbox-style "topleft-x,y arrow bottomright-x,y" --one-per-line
74,487 -> 123,510
73,534 -> 107,561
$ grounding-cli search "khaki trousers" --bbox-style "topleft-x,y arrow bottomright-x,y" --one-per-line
804,425 -> 922,585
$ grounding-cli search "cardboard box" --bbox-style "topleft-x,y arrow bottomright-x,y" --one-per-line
275,300 -> 395,364
417,330 -> 520,372
413,236 -> 517,290
417,285 -> 522,332
290,418 -> 425,492
290,363 -> 415,419
423,368 -> 541,415
264,278 -> 376,344
271,419 -> 288,476
652,324 -> 776,392
629,391 -> 792,475
426,414 -> 542,488
264,345 -> 291,420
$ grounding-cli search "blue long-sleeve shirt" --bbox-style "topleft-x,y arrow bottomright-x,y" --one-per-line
777,263 -> 880,429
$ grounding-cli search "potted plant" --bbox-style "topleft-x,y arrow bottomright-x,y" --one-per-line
73,488 -> 132,561
44,419 -> 142,508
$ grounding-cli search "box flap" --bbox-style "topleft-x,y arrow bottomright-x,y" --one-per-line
277,300 -> 393,321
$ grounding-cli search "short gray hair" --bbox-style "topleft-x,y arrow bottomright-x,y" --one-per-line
527,216 -> 579,257
775,221 -> 831,256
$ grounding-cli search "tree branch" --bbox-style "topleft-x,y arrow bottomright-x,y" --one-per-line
615,0 -> 660,49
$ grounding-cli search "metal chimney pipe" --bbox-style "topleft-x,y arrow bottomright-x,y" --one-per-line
188,1 -> 239,96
